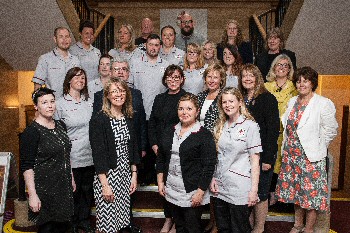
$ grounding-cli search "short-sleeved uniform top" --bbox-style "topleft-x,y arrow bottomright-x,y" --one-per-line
55,94 -> 94,168
69,42 -> 101,82
108,48 -> 142,61
129,53 -> 169,120
225,73 -> 239,88
88,77 -> 104,101
159,46 -> 185,66
183,68 -> 205,95
32,48 -> 80,97
213,115 -> 262,205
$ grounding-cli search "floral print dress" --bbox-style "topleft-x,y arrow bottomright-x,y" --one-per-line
275,101 -> 329,211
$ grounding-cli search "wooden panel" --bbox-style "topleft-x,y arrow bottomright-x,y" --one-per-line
316,75 -> 350,189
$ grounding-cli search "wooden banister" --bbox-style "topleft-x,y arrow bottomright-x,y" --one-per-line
252,14 -> 267,41
94,14 -> 112,38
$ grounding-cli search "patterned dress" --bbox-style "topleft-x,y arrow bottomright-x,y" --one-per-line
94,117 -> 131,232
275,101 -> 329,211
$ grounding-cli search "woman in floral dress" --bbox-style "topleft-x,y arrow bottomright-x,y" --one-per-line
276,67 -> 338,233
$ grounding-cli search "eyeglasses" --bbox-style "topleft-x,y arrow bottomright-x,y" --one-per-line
109,89 -> 126,95
167,75 -> 182,81
181,20 -> 193,25
276,63 -> 290,69
113,67 -> 129,72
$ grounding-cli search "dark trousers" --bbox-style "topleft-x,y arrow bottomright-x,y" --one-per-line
169,201 -> 203,233
213,197 -> 252,233
72,165 -> 95,228
38,221 -> 70,233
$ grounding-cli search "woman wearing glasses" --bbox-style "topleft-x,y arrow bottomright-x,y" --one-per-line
182,43 -> 205,95
264,54 -> 298,206
149,64 -> 188,233
89,77 -> 139,233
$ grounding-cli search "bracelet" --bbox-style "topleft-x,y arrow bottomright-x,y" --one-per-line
132,170 -> 138,173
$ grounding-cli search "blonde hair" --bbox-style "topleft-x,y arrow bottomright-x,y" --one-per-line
102,77 -> 133,118
183,43 -> 204,70
202,40 -> 218,65
239,64 -> 267,99
266,54 -> 294,82
203,63 -> 227,90
115,24 -> 136,52
214,87 -> 255,144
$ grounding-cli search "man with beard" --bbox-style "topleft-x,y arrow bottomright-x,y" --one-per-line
129,34 -> 169,185
175,13 -> 205,52
33,27 -> 80,96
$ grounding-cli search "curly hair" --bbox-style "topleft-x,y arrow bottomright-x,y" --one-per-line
219,19 -> 244,47
238,64 -> 267,99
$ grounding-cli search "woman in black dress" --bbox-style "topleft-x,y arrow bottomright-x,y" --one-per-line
89,77 -> 139,233
239,64 -> 280,233
148,64 -> 187,233
20,87 -> 74,233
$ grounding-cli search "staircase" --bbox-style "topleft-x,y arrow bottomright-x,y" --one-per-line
249,0 -> 292,58
70,0 -> 115,54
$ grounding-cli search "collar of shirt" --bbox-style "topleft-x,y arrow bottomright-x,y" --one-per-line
76,41 -> 94,52
174,121 -> 201,139
225,115 -> 246,129
63,93 -> 84,104
53,47 -> 74,60
141,53 -> 165,64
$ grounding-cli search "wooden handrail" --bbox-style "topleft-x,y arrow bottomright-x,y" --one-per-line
252,14 -> 267,41
94,14 -> 112,38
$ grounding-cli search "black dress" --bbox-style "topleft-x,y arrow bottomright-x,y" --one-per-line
20,120 -> 73,225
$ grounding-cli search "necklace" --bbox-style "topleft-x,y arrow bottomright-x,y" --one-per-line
276,80 -> 287,92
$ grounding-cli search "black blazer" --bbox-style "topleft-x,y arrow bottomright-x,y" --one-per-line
148,89 -> 187,147
93,88 -> 147,152
197,90 -> 220,132
89,111 -> 140,174
255,49 -> 297,81
156,125 -> 216,193
246,92 -> 280,165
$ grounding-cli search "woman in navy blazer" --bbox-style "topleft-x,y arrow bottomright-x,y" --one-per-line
157,93 -> 216,233
276,67 -> 338,233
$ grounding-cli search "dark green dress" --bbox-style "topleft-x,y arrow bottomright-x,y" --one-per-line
20,120 -> 74,225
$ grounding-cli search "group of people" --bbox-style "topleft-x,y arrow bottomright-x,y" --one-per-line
19,11 -> 338,233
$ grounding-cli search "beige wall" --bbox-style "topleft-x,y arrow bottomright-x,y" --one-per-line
95,1 -> 278,45
286,0 -> 350,74
0,57 -> 19,157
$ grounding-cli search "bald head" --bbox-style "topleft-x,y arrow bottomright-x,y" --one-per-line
180,13 -> 195,36
141,18 -> 154,37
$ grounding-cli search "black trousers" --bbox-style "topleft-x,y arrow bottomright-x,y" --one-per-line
168,201 -> 203,233
38,221 -> 70,233
213,197 -> 252,233
72,165 -> 95,228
